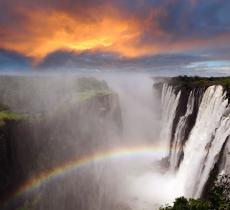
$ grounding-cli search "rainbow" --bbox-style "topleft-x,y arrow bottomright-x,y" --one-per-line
4,145 -> 167,205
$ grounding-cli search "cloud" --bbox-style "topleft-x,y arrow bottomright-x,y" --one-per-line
0,0 -> 230,62
37,49 -> 206,73
1,48 -> 228,76
156,0 -> 230,38
0,49 -> 31,71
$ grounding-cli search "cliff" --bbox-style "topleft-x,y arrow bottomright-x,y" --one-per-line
0,76 -> 122,209
155,76 -> 230,150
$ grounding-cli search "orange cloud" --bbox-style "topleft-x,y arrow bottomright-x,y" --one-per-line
0,6 -> 161,61
1,1 -> 230,62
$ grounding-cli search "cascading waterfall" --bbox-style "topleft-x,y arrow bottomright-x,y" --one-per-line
160,84 -> 230,199
195,116 -> 230,196
175,85 -> 230,198
169,91 -> 195,172
160,84 -> 181,156
221,139 -> 230,174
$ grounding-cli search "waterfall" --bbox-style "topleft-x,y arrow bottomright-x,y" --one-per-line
169,91 -> 195,172
176,85 -> 230,198
160,84 -> 181,156
220,139 -> 230,174
195,117 -> 230,196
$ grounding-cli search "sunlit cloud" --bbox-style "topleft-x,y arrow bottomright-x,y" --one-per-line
0,4 -> 157,60
0,0 -> 230,71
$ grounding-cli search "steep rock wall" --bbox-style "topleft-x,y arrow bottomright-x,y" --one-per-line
0,79 -> 123,209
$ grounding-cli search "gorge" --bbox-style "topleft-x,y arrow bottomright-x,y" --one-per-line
0,74 -> 229,210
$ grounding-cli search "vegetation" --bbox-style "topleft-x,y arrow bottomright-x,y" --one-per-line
160,174 -> 230,210
0,111 -> 26,127
160,197 -> 210,210
0,103 -> 26,127
76,77 -> 109,92
169,76 -> 230,89
209,174 -> 230,210
76,77 -> 114,102
79,89 -> 113,101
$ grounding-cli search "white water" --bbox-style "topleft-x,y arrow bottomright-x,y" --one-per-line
175,85 -> 230,198
195,116 -> 230,196
86,81 -> 230,206
103,74 -> 173,210
221,138 -> 230,174
169,91 -> 195,172
160,84 -> 181,156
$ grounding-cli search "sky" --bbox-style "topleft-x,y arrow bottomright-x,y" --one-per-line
0,0 -> 230,75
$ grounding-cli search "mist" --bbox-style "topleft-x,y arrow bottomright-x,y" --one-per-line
3,72 -> 227,210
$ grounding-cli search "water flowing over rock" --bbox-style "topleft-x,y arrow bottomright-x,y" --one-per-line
176,86 -> 230,198
160,84 -> 181,156
169,91 -> 195,172
160,83 -> 230,198
221,139 -> 230,173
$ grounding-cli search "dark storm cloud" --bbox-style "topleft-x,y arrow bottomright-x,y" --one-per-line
0,48 -> 228,76
156,0 -> 230,39
38,49 -> 205,72
0,49 -> 31,70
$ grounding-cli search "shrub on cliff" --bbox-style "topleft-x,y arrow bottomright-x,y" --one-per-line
171,76 -> 230,89
0,111 -> 25,127
76,77 -> 114,102
159,174 -> 230,210
159,197 -> 210,210
76,77 -> 109,92
209,174 -> 230,210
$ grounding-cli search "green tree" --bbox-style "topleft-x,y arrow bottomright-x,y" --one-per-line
159,197 -> 210,210
209,174 -> 230,210
160,174 -> 230,210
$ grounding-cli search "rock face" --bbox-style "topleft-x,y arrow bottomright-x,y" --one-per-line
0,76 -> 123,209
0,121 -> 20,197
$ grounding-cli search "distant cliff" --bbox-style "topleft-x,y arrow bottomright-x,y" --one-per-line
0,77 -> 122,208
